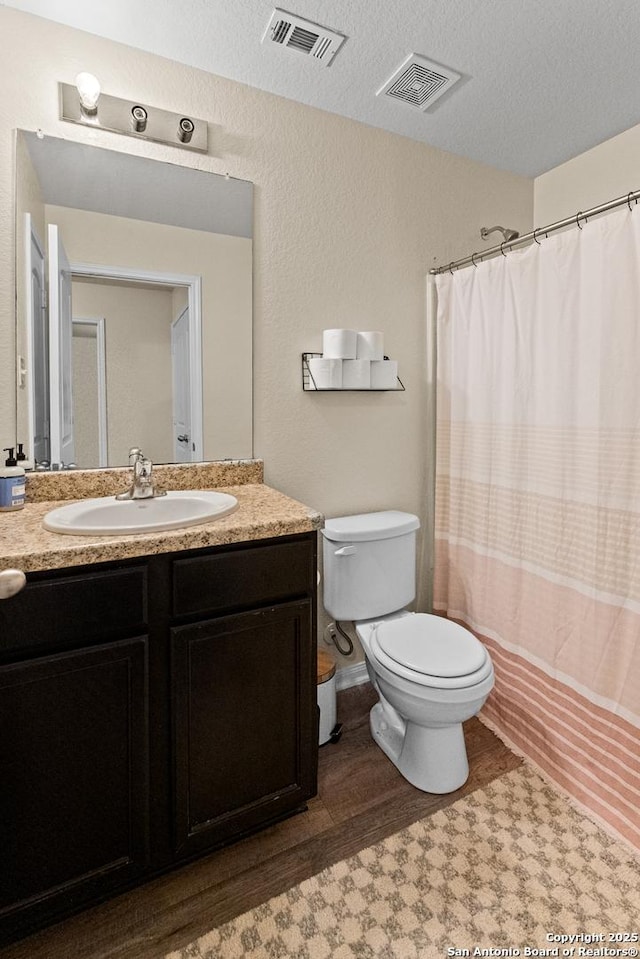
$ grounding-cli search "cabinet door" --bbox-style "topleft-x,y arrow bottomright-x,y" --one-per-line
172,601 -> 316,858
0,637 -> 149,935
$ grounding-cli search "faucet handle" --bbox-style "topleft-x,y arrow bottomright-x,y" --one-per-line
128,447 -> 144,464
141,457 -> 166,497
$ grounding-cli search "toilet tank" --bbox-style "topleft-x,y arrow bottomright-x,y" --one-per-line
322,511 -> 420,622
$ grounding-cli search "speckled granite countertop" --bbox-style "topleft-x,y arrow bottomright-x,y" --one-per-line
0,462 -> 323,573
24,458 -> 265,502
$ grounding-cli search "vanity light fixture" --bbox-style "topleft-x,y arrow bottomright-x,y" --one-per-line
59,75 -> 208,153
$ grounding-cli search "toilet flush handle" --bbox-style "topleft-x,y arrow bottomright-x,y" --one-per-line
334,545 -> 357,557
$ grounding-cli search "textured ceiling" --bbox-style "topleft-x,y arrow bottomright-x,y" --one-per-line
3,0 -> 640,177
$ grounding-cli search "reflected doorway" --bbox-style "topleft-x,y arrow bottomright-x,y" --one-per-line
68,263 -> 203,467
24,234 -> 204,468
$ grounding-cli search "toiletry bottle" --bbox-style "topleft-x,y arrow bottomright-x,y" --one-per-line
15,442 -> 33,472
0,448 -> 26,511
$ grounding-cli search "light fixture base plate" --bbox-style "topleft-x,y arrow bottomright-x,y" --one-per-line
59,83 -> 208,153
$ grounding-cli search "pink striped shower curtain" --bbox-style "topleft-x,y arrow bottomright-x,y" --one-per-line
433,209 -> 640,852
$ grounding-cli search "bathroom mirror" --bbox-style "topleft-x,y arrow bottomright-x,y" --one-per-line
15,130 -> 253,469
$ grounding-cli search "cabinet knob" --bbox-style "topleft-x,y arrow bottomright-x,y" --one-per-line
0,569 -> 27,599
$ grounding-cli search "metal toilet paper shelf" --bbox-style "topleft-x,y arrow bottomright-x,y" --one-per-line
301,353 -> 405,392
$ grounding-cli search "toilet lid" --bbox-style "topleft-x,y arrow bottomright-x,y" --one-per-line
375,614 -> 487,678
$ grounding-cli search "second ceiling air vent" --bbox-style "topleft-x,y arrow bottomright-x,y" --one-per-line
262,8 -> 346,66
377,54 -> 461,111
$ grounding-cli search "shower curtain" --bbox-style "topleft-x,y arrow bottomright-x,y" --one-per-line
433,208 -> 640,852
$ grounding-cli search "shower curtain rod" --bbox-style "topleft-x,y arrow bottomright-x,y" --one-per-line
429,187 -> 640,275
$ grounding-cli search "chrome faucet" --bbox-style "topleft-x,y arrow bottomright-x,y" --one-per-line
116,447 -> 166,500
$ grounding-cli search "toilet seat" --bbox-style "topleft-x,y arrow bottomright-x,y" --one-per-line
369,614 -> 492,689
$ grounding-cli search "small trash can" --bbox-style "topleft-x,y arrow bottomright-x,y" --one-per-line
317,649 -> 337,745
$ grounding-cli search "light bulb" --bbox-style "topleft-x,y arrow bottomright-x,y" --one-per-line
131,105 -> 148,133
75,72 -> 101,115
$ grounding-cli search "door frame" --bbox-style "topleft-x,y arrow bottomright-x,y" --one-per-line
70,262 -> 203,462
48,224 -> 75,467
23,214 -> 48,465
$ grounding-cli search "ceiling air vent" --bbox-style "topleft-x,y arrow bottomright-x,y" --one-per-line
262,8 -> 346,66
377,54 -> 461,111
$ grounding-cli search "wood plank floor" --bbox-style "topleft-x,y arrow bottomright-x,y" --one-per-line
1,683 -> 520,959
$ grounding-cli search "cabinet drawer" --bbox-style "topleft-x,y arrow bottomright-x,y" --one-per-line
172,536 -> 315,618
0,565 -> 148,657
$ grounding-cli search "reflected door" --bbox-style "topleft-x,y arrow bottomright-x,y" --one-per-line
48,225 -> 75,467
171,307 -> 192,463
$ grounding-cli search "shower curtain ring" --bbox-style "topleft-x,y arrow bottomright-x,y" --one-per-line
449,262 -> 455,275
576,211 -> 585,230
471,252 -> 479,268
500,241 -> 507,256
628,192 -> 636,212
533,228 -> 542,245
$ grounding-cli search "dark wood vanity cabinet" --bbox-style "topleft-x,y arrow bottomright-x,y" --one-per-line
0,532 -> 318,944
172,600 -> 314,857
0,636 -> 150,927
170,536 -> 317,858
0,563 -> 152,939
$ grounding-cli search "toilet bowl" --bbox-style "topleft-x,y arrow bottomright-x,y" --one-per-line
357,611 -> 494,793
322,511 -> 495,794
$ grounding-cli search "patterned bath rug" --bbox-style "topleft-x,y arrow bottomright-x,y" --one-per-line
166,764 -> 640,959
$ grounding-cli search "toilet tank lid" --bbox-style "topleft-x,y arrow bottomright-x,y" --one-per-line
322,510 -> 420,543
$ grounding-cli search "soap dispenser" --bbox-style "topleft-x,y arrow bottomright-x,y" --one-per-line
15,442 -> 32,472
0,448 -> 26,511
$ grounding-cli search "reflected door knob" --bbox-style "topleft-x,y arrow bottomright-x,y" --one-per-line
0,569 -> 27,599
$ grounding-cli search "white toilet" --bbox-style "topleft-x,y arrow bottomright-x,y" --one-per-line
322,510 -> 494,794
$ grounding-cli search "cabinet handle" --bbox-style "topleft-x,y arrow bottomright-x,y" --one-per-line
0,569 -> 27,599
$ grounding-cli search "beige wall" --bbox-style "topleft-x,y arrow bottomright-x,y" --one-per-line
14,132 -> 46,451
72,324 -> 100,468
534,122 -> 640,224
0,7 -> 533,667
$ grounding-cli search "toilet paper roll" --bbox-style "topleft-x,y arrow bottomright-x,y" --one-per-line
356,331 -> 384,361
370,359 -> 398,389
322,328 -> 358,359
307,357 -> 343,389
342,359 -> 371,389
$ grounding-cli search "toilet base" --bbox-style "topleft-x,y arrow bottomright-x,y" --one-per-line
369,701 -> 469,794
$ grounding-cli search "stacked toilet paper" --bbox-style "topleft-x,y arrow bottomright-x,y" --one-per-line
307,329 -> 398,390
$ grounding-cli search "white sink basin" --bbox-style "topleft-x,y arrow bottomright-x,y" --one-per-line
43,490 -> 239,536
